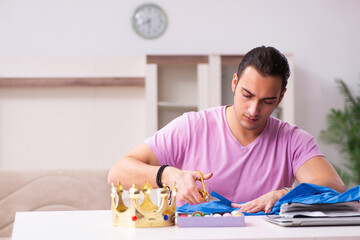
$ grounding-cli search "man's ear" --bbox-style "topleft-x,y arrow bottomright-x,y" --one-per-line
232,73 -> 238,93
277,88 -> 287,106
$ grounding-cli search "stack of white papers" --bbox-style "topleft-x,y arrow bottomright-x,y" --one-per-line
280,201 -> 360,218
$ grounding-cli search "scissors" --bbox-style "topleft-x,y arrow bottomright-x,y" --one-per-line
196,170 -> 220,202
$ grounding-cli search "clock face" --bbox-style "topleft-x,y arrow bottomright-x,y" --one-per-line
132,4 -> 167,39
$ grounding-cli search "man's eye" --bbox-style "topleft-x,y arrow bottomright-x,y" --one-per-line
264,100 -> 275,105
243,94 -> 251,98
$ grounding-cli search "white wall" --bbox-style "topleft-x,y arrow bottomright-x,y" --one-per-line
0,86 -> 145,169
0,56 -> 147,169
0,0 -> 359,169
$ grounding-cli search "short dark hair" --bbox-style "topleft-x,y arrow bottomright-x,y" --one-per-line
236,46 -> 290,92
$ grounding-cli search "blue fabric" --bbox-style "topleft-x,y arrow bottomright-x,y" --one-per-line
176,183 -> 360,215
177,191 -> 265,216
270,183 -> 360,214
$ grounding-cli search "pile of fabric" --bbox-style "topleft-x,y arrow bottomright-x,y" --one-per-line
177,183 -> 360,216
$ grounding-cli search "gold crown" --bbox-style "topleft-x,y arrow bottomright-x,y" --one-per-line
110,181 -> 177,228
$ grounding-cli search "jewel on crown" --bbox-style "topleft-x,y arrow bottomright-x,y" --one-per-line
110,181 -> 177,227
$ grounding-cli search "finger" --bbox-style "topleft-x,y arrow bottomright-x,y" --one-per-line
194,171 -> 212,181
238,202 -> 258,212
177,187 -> 197,204
246,206 -> 263,213
238,204 -> 251,212
202,172 -> 213,180
180,193 -> 197,205
242,204 -> 263,213
189,178 -> 206,203
239,205 -> 252,213
264,203 -> 274,214
231,203 -> 244,208
239,201 -> 254,208
193,189 -> 207,204
190,193 -> 206,204
187,193 -> 198,204
183,187 -> 205,204
183,196 -> 196,205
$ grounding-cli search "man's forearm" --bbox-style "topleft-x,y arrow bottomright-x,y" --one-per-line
108,157 -> 160,189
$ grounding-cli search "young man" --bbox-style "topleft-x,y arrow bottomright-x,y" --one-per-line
108,46 -> 345,213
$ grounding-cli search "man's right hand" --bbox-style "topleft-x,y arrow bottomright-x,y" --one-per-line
162,167 -> 213,204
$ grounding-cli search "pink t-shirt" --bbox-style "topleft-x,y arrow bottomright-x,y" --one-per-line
144,106 -> 323,203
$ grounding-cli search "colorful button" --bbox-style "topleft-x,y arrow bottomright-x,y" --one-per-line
231,210 -> 240,215
192,211 -> 204,217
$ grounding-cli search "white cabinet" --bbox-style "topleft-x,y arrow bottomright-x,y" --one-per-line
145,55 -> 210,136
145,54 -> 295,137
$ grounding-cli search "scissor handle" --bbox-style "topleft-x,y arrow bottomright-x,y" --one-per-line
196,170 -> 210,201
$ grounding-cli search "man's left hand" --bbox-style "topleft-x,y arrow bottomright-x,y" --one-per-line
231,189 -> 288,214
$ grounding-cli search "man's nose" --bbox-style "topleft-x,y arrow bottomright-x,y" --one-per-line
248,100 -> 260,116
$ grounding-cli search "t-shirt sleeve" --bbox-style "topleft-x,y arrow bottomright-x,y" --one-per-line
143,114 -> 189,168
290,127 -> 324,176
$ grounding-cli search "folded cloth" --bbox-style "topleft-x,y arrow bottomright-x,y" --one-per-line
176,183 -> 360,216
176,191 -> 265,216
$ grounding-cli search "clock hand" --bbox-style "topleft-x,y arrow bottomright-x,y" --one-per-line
143,19 -> 151,25
136,18 -> 150,27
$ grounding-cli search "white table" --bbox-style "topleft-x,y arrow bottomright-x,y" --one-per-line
11,210 -> 360,240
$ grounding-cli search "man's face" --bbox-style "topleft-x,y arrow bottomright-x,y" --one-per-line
232,66 -> 286,132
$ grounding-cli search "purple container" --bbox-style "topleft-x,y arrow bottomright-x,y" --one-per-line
177,213 -> 245,228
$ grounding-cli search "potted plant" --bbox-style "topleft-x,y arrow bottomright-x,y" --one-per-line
320,79 -> 360,187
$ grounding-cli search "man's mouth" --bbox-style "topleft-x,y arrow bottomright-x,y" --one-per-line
244,115 -> 258,122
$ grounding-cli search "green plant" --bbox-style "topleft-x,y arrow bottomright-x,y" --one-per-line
320,79 -> 360,186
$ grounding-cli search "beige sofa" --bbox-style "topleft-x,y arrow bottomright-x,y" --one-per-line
0,169 -> 110,239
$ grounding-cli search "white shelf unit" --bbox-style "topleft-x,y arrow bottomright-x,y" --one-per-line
220,55 -> 244,106
146,55 -> 212,136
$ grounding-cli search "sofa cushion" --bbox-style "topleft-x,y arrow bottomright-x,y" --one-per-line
0,169 -> 109,238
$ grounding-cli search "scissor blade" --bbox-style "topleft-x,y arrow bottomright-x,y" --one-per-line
207,196 -> 221,202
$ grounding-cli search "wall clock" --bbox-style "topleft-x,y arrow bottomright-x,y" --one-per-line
132,3 -> 168,39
